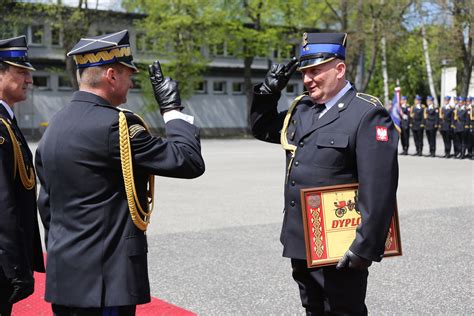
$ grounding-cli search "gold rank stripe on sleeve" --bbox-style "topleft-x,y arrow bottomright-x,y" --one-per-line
355,93 -> 382,107
128,124 -> 146,139
118,111 -> 155,231
0,118 -> 36,190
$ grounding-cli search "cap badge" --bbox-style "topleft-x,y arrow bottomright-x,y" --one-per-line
302,32 -> 308,50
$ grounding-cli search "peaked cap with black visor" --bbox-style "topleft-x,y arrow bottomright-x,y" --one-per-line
0,35 -> 35,71
67,29 -> 138,72
298,32 -> 347,71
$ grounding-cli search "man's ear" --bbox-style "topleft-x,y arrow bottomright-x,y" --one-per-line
336,62 -> 346,79
105,67 -> 116,85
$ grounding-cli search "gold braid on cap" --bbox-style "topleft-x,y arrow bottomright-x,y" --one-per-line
280,94 -> 306,182
118,111 -> 154,231
0,118 -> 35,190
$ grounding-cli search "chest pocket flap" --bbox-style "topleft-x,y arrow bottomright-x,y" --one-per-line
316,132 -> 349,148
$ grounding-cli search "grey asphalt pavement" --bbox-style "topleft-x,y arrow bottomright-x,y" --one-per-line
31,136 -> 473,315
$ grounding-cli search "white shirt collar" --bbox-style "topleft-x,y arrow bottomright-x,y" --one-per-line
318,81 -> 351,118
0,100 -> 14,120
325,81 -> 351,110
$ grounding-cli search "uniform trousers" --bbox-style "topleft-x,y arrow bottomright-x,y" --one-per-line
425,129 -> 437,155
291,259 -> 368,316
400,128 -> 410,152
454,131 -> 469,157
52,304 -> 136,316
440,130 -> 453,156
412,129 -> 424,154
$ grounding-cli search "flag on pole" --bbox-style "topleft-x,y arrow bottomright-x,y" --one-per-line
390,87 -> 401,133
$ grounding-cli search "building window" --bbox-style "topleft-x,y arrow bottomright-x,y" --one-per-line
58,75 -> 72,90
30,25 -> 44,45
232,82 -> 244,95
51,25 -> 61,47
33,75 -> 50,90
212,81 -> 227,94
195,81 -> 207,94
212,42 -> 225,56
286,83 -> 297,95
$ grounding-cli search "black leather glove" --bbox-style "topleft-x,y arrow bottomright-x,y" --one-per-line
8,274 -> 34,303
148,60 -> 184,114
336,250 -> 372,270
260,57 -> 298,94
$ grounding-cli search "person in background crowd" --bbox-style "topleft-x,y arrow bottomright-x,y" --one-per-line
399,95 -> 411,155
410,95 -> 425,156
453,96 -> 469,159
424,96 -> 439,157
467,96 -> 473,159
439,96 -> 455,158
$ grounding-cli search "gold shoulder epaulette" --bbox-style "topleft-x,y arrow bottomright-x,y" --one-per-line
356,93 -> 382,107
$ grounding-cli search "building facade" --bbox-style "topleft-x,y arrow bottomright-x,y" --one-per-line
6,10 -> 302,139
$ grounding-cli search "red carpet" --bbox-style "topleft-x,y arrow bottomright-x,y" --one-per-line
12,271 -> 195,316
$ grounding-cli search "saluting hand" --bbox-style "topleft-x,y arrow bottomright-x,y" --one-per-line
336,250 -> 372,270
148,60 -> 184,114
260,57 -> 299,94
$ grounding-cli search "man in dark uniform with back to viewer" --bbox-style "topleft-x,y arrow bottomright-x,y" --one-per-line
251,32 -> 398,315
0,35 -> 45,316
35,30 -> 205,316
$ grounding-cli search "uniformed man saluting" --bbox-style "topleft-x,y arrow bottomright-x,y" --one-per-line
0,35 -> 45,315
35,30 -> 205,316
251,32 -> 398,315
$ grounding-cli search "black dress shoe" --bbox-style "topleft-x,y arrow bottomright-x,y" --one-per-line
430,153 -> 435,157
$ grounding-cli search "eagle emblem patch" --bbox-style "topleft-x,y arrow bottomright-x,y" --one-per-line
376,126 -> 388,142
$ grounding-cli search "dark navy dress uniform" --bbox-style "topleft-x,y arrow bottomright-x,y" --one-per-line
424,98 -> 439,157
252,32 -> 398,314
0,105 -> 45,310
251,86 -> 398,314
439,97 -> 454,158
399,99 -> 411,155
0,35 -> 45,314
467,98 -> 473,159
35,30 -> 205,313
453,102 -> 469,158
410,99 -> 425,156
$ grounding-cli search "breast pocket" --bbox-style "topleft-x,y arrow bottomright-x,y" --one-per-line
314,132 -> 349,169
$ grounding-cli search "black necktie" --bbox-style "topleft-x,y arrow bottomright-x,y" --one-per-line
315,103 -> 326,120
